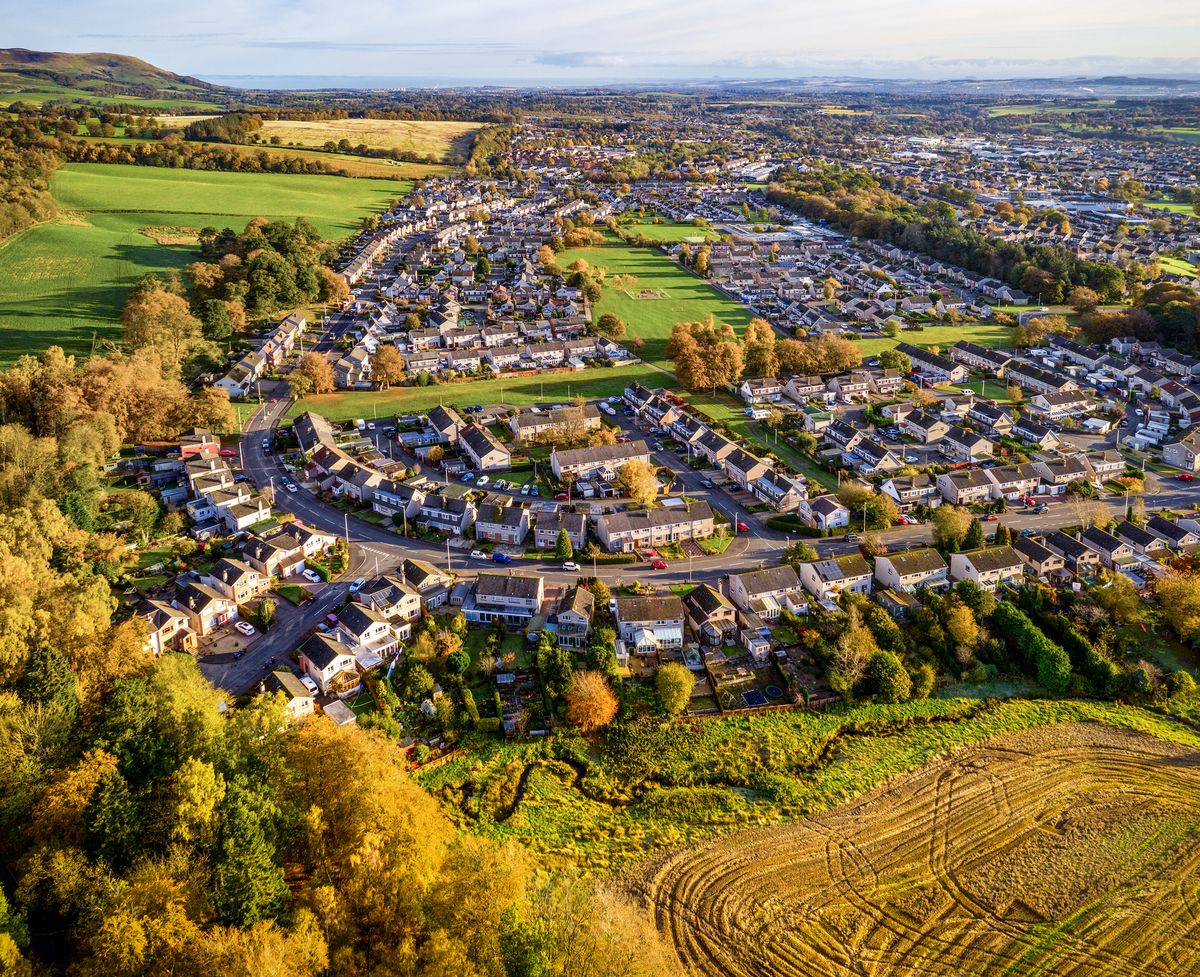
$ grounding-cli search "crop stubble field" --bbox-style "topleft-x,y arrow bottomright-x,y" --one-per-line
641,722 -> 1200,977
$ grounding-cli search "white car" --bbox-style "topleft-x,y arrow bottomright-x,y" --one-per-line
476,475 -> 490,487
562,561 -> 581,572
905,455 -> 919,463
235,621 -> 256,637
285,481 -> 299,493
302,569 -> 322,583
470,549 -> 487,560
367,422 -> 376,430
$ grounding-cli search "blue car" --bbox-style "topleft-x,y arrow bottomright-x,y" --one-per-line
461,471 -> 475,482
491,552 -> 512,564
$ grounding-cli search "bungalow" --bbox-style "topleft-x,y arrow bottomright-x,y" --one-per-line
173,582 -> 238,637
797,494 -> 851,530
936,468 -> 993,505
1013,534 -> 1067,581
595,502 -> 715,554
1078,526 -> 1135,568
552,586 -> 594,651
724,449 -> 770,490
726,565 -> 808,620
460,425 -> 511,472
949,546 -> 1024,591
551,441 -> 653,481
874,548 -> 949,593
534,509 -> 587,551
1043,531 -> 1102,576
613,595 -> 686,655
297,633 -> 360,697
798,553 -> 873,602
683,584 -> 739,644
467,571 -> 545,627
474,503 -> 531,546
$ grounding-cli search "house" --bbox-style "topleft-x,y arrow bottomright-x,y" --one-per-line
1043,531 -> 1103,576
1163,429 -> 1200,472
1115,520 -> 1170,558
874,549 -> 949,592
335,602 -> 399,664
594,502 -> 715,553
902,410 -> 950,443
896,343 -> 967,383
881,474 -> 940,511
751,469 -> 808,512
297,633 -> 360,696
941,426 -> 994,463
508,404 -> 602,442
949,546 -> 1024,591
1013,535 -> 1067,580
534,509 -> 587,551
416,492 -> 477,535
986,463 -> 1041,502
797,494 -> 851,530
474,503 -> 531,545
738,377 -> 784,404
1008,363 -> 1078,395
1146,514 -> 1200,551
613,595 -> 686,655
783,375 -> 827,403
466,571 -> 545,626
552,586 -> 593,650
854,440 -> 902,476
1029,390 -> 1092,419
134,598 -> 196,657
201,558 -> 269,605
726,565 -> 808,620
723,449 -> 770,490
1085,450 -> 1126,484
949,341 -> 1013,376
263,670 -> 315,722
551,441 -> 652,481
428,405 -> 465,444
968,401 -> 1014,436
460,425 -> 511,472
693,428 -> 740,466
798,553 -> 873,602
936,468 -> 993,505
173,582 -> 237,637
1012,417 -> 1060,450
1078,526 -> 1135,568
402,558 -> 454,609
371,480 -> 426,521
1033,456 -> 1092,494
825,419 -> 863,451
355,575 -> 423,638
682,584 -> 738,643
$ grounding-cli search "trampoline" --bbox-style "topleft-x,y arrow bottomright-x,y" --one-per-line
764,684 -> 784,699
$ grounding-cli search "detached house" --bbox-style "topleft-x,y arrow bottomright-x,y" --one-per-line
881,474 -> 940,511
201,558 -> 269,605
941,426 -> 994,463
534,509 -> 587,551
797,494 -> 851,530
727,565 -> 808,620
613,595 -> 686,655
1163,429 -> 1200,472
902,411 -> 950,444
937,468 -> 993,505
173,582 -> 237,637
874,549 -> 949,592
355,575 -> 423,639
298,633 -> 360,697
134,598 -> 196,657
467,571 -> 545,627
723,449 -> 770,490
950,546 -> 1024,591
551,586 -> 594,651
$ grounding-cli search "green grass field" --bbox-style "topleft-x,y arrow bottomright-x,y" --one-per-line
1160,255 -> 1200,277
0,163 -> 405,363
855,321 -> 1014,357
558,233 -> 752,369
1145,199 -> 1197,215
283,362 -> 666,421
1156,127 -> 1200,144
622,221 -> 719,243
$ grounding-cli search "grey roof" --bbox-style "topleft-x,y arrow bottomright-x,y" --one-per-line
731,564 -> 802,597
956,546 -> 1022,572
475,571 -> 543,601
599,501 -> 713,536
614,595 -> 685,622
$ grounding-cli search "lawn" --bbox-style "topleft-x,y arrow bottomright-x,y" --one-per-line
557,232 -> 753,370
0,163 -> 405,363
284,362 -> 666,422
1156,127 -> 1200,144
621,221 -> 718,244
1144,199 -> 1197,215
1160,255 -> 1199,277
854,320 -> 1014,358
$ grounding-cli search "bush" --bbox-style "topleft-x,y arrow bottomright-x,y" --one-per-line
867,650 -> 912,703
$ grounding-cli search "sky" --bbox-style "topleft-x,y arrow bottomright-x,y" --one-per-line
9,0 -> 1200,85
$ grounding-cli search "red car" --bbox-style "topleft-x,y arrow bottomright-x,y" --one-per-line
736,521 -> 750,532
1177,473 -> 1196,482
554,492 -> 569,501
650,559 -> 668,570
219,448 -> 236,458
981,514 -> 999,521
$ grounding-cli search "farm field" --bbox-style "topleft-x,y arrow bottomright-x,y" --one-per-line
420,697 -> 1200,873
1160,255 -> 1200,277
986,101 -> 1115,117
557,233 -> 753,369
282,362 -> 666,421
157,116 -> 483,161
1156,127 -> 1200,144
644,721 -> 1200,977
0,163 -> 403,362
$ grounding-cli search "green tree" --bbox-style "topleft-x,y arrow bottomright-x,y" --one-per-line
213,780 -> 288,926
555,529 -> 574,561
781,540 -> 819,567
84,769 -> 140,870
962,518 -> 986,550
867,650 -> 912,703
655,662 -> 695,716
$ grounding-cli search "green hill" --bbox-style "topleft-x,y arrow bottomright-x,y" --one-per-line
0,48 -> 230,108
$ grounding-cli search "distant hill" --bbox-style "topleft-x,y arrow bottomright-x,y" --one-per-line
0,48 -> 232,107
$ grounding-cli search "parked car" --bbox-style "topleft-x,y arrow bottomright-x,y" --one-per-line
367,422 -> 376,430
235,621 -> 256,637
844,532 -> 861,542
736,521 -> 750,533
285,481 -> 299,493
562,561 -> 581,572
981,514 -> 999,522
349,577 -> 366,594
700,478 -> 714,488
554,492 -> 569,501
302,569 -> 322,583
1177,473 -> 1196,482
650,559 -> 668,570
219,448 -> 236,458
530,486 -> 539,497
520,484 -> 531,496
470,549 -> 487,560
1020,528 -> 1038,538
474,404 -> 484,413
492,552 -> 512,565
904,455 -> 919,463
1032,504 -> 1049,514
461,471 -> 476,482
476,475 -> 490,487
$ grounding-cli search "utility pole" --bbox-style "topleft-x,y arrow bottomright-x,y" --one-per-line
446,537 -> 452,573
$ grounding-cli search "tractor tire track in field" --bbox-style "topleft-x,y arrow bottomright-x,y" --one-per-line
638,722 -> 1200,977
